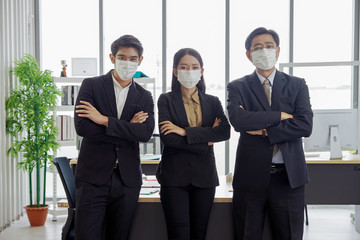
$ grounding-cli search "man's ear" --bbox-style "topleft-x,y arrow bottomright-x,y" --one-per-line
276,46 -> 280,59
246,51 -> 252,62
109,53 -> 115,64
138,56 -> 144,66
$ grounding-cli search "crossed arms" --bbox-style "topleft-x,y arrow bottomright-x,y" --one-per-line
74,79 -> 154,143
227,79 -> 313,144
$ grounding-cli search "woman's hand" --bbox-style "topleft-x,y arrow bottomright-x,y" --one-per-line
159,121 -> 186,136
208,117 -> 221,146
212,117 -> 221,128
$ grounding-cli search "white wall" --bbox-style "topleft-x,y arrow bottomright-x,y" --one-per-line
0,0 -> 35,232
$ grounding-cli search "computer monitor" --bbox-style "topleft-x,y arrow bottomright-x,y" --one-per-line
304,109 -> 358,159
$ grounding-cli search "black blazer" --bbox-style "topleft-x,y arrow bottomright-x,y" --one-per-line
156,90 -> 230,188
74,70 -> 155,187
227,70 -> 313,191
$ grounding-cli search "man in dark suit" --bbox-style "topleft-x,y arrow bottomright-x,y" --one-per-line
74,35 -> 154,240
227,27 -> 313,240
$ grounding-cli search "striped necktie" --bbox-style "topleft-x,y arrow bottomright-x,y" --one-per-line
262,79 -> 271,105
262,79 -> 278,157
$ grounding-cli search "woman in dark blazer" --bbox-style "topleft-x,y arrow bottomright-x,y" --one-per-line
156,48 -> 230,240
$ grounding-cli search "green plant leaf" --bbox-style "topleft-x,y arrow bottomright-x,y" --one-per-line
6,54 -> 61,207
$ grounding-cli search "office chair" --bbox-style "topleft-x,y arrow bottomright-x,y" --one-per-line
53,157 -> 76,240
305,204 -> 309,225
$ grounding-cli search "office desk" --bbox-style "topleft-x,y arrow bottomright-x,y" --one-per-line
305,154 -> 360,204
140,160 -> 160,175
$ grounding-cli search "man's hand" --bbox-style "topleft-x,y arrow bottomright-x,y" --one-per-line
130,111 -> 149,123
76,100 -> 108,127
159,121 -> 186,136
281,112 -> 293,121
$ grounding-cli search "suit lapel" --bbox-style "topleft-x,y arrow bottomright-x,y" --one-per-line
248,71 -> 271,111
170,91 -> 189,127
120,80 -> 138,120
104,71 -> 118,118
198,91 -> 212,127
271,71 -> 285,111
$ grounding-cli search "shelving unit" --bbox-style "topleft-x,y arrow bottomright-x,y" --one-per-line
50,77 -> 84,221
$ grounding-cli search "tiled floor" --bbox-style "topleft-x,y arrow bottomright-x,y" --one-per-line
303,205 -> 360,240
0,215 -> 66,240
1,205 -> 360,240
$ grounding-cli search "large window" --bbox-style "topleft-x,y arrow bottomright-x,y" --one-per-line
103,0 -> 162,85
41,0 -> 99,75
294,0 -> 352,63
293,0 -> 353,110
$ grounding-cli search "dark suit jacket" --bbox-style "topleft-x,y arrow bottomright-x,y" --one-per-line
74,70 -> 155,187
156,90 -> 230,188
227,70 -> 313,191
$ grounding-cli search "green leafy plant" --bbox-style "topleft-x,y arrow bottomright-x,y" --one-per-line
6,54 -> 61,208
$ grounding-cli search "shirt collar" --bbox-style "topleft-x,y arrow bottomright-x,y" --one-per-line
181,88 -> 200,104
112,70 -> 132,90
256,69 -> 277,86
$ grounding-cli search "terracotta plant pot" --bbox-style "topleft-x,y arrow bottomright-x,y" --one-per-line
24,205 -> 49,226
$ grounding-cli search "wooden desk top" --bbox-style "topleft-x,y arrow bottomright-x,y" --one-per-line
69,159 -> 160,165
306,153 -> 360,164
139,176 -> 233,203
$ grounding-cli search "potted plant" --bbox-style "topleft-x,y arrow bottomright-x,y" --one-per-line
6,54 -> 61,226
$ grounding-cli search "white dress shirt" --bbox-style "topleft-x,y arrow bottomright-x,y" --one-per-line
112,71 -> 132,119
256,69 -> 284,164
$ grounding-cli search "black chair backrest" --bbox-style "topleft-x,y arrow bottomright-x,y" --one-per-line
53,157 -> 76,208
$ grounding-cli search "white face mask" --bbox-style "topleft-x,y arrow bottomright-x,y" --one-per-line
177,70 -> 202,89
115,59 -> 138,81
250,48 -> 277,71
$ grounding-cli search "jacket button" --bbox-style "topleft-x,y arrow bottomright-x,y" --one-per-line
116,147 -> 119,151
188,162 -> 194,167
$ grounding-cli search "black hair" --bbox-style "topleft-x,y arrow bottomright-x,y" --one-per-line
111,35 -> 143,57
245,27 -> 280,51
171,48 -> 206,93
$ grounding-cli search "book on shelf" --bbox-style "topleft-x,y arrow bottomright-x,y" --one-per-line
61,86 -> 68,105
54,115 -> 75,141
61,85 -> 79,106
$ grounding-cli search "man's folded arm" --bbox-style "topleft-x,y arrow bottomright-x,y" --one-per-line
227,83 -> 281,132
267,81 -> 313,144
